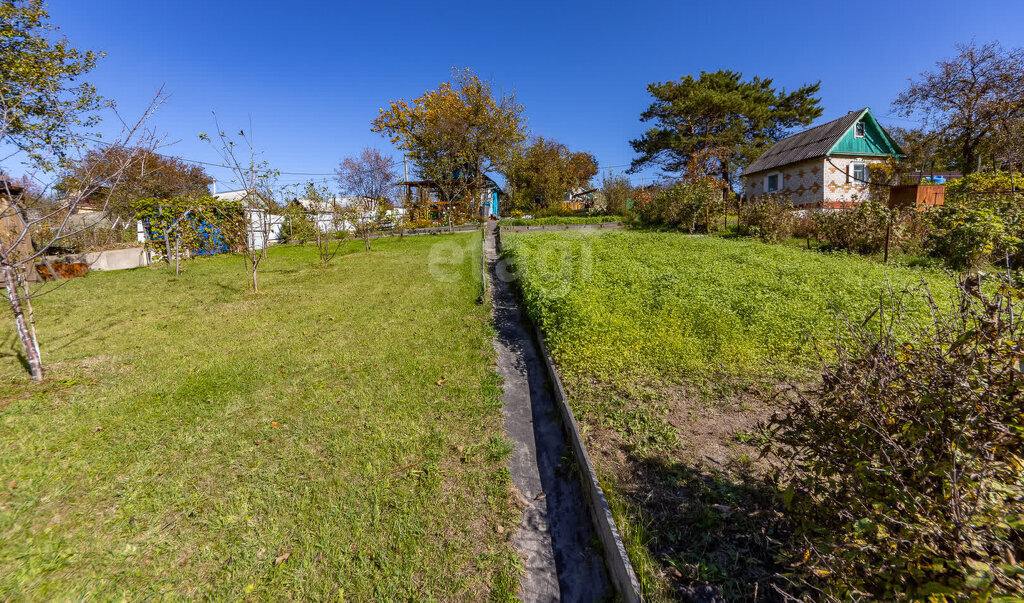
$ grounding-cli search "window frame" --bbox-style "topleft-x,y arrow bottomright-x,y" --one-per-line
765,171 -> 782,193
850,162 -> 868,185
854,120 -> 866,138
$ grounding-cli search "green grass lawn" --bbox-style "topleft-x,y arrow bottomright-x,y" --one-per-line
501,230 -> 956,600
0,232 -> 520,600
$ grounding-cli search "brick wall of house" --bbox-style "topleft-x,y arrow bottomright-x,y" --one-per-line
743,158 -> 824,206
823,156 -> 888,207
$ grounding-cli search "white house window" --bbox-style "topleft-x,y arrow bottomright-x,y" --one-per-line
765,172 -> 782,193
851,163 -> 868,184
855,120 -> 866,138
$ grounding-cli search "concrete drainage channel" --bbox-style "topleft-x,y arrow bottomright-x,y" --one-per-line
484,223 -> 642,602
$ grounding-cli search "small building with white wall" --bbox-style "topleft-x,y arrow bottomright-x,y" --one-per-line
742,108 -> 904,207
213,189 -> 286,249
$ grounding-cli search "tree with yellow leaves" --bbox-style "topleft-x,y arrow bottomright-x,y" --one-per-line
372,68 -> 526,224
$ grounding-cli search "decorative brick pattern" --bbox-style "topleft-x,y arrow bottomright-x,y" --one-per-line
823,156 -> 887,205
744,155 -> 887,207
743,158 -> 823,206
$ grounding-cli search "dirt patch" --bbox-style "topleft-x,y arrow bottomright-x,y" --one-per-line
661,383 -> 774,470
572,378 -> 801,602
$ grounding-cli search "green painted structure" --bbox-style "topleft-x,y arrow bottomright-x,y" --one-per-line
828,108 -> 903,158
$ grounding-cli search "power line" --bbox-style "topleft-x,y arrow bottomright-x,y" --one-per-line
73,135 -> 338,177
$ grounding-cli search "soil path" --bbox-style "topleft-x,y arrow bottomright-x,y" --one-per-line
485,223 -> 610,602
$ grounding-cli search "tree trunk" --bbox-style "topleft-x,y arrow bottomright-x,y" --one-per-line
4,265 -> 43,382
251,263 -> 259,293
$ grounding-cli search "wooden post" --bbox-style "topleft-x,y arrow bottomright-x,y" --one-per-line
883,219 -> 891,264
723,189 -> 729,232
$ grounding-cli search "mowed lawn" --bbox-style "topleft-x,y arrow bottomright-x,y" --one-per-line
501,230 -> 955,600
0,232 -> 519,600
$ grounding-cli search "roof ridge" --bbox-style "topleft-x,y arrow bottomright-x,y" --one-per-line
768,108 -> 867,145
741,109 -> 871,176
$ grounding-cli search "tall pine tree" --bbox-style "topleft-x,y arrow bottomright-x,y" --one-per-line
629,70 -> 822,192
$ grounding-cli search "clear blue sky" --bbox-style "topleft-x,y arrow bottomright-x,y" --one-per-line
45,0 -> 1024,191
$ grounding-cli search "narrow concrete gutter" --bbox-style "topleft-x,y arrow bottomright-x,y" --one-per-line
485,223 -> 611,602
487,223 -> 642,602
530,321 -> 643,603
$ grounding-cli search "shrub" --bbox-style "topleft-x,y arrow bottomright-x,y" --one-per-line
766,279 -> 1024,600
739,194 -> 794,243
638,179 -> 721,232
133,195 -> 245,260
278,206 -> 318,244
926,194 -> 1024,270
813,198 -> 892,254
791,209 -> 817,242
946,170 -> 1024,196
534,203 -> 578,218
498,215 -> 622,227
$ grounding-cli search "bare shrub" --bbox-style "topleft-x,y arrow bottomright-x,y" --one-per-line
739,194 -> 794,242
765,278 -> 1024,600
813,198 -> 891,254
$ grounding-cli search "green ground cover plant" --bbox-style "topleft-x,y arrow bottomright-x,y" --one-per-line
502,230 -> 953,384
0,232 -> 519,600
498,215 -> 622,227
501,230 -> 958,600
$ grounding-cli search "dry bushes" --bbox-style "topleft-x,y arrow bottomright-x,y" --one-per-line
739,194 -> 794,243
766,279 -> 1024,600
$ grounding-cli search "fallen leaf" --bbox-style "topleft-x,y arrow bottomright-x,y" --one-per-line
271,422 -> 279,429
254,440 -> 262,446
496,525 -> 504,534
94,426 -> 104,433
711,504 -> 733,516
275,551 -> 290,565
436,377 -> 446,387
7,480 -> 16,489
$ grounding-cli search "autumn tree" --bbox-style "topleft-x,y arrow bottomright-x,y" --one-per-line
372,68 -> 526,222
629,70 -> 822,193
505,137 -> 597,211
887,125 -> 955,182
336,148 -> 397,251
893,40 -> 1024,174
58,147 -> 213,220
1,0 -> 162,381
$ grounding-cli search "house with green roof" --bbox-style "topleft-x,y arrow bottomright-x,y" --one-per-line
741,108 -> 904,208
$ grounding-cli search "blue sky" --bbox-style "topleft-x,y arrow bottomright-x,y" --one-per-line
43,0 -> 1024,191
